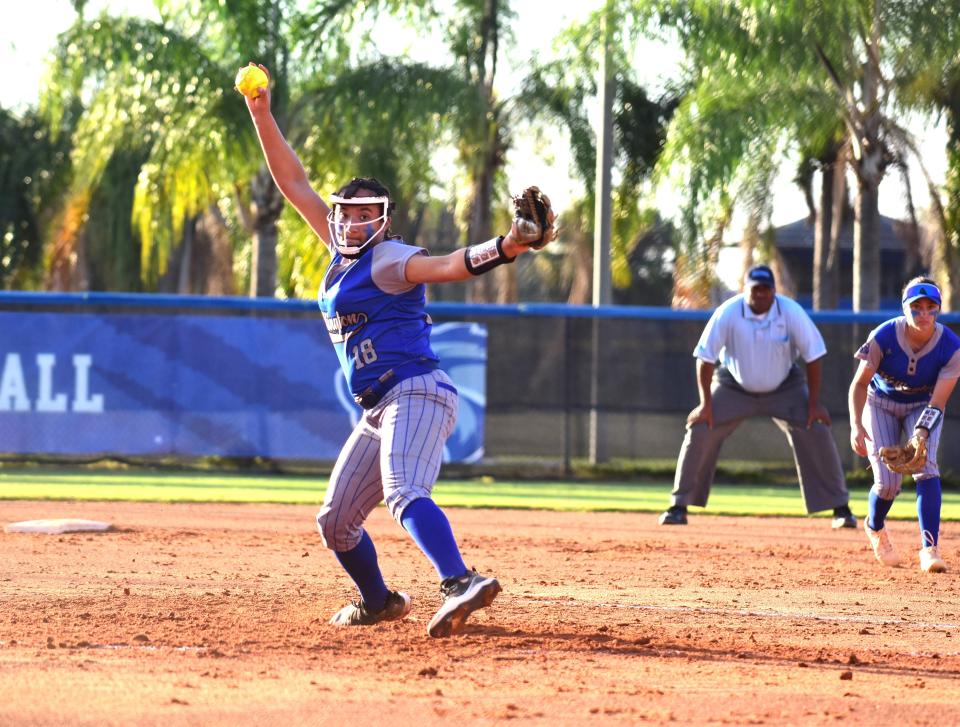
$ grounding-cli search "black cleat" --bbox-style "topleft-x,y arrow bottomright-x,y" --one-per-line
831,505 -> 857,529
427,570 -> 501,638
658,505 -> 688,525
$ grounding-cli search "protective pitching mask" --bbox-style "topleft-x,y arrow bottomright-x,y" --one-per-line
326,194 -> 390,258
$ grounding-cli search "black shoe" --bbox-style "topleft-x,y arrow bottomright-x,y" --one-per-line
427,569 -> 501,638
329,590 -> 411,626
831,505 -> 857,530
658,505 -> 688,525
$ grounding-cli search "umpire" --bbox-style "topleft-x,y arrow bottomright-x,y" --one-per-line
659,264 -> 857,529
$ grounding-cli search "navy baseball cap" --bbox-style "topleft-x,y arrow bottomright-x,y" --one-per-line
902,282 -> 942,307
745,264 -> 775,288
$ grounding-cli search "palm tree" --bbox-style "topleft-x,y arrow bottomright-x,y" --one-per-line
643,0 -> 936,311
46,0 -> 534,300
42,1 -> 272,293
888,0 -> 960,306
519,4 -> 678,303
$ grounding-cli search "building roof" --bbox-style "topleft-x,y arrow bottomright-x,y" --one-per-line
773,214 -> 908,252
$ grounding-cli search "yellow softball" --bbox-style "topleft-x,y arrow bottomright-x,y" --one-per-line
235,65 -> 269,98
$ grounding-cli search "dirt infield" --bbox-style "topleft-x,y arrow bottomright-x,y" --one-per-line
1,499 -> 959,726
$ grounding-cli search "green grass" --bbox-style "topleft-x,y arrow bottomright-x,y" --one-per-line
1,468 -> 958,521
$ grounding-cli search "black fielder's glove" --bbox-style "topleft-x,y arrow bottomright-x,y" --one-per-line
878,434 -> 928,475
511,186 -> 557,250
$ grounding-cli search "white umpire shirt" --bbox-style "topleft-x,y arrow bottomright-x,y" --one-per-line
693,293 -> 827,393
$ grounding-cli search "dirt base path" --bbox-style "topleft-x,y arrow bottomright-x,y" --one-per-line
1,500 -> 958,725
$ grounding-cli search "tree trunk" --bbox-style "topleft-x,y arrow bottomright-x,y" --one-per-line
45,191 -> 91,292
825,156 -> 846,309
196,205 -> 236,296
739,216 -> 758,290
813,157 -> 841,310
812,164 -> 831,310
177,215 -> 193,294
567,238 -> 592,304
495,263 -> 517,303
850,43 -> 884,311
463,0 -> 504,304
249,166 -> 284,298
465,155 -> 496,303
938,100 -> 960,308
853,168 -> 881,311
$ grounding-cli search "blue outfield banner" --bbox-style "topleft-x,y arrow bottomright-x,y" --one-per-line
0,312 -> 487,463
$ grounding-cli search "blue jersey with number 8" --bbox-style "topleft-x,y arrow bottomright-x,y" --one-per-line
856,318 -> 960,404
317,240 -> 438,401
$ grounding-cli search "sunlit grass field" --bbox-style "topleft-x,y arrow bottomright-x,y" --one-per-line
1,468 -> 957,521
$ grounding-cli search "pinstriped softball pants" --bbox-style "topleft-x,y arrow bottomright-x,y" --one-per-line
316,369 -> 459,552
864,392 -> 941,499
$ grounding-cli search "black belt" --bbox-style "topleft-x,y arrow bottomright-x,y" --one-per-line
354,359 -> 439,409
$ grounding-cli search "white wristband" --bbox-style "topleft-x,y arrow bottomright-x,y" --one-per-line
915,406 -> 943,433
464,236 -> 515,275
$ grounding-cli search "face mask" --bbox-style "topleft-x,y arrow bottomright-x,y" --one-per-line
326,194 -> 390,258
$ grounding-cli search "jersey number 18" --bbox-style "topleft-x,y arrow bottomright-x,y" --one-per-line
352,338 -> 378,369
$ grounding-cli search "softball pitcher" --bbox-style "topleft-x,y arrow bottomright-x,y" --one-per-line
849,277 -> 960,573
241,65 -> 556,636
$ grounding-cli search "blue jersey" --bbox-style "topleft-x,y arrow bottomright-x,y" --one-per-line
317,240 -> 439,405
855,318 -> 960,404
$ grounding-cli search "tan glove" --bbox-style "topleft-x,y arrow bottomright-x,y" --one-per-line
878,434 -> 928,475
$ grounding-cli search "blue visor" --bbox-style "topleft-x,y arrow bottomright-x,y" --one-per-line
902,283 -> 942,307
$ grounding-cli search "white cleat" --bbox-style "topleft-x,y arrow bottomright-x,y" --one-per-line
864,519 -> 900,567
919,545 -> 947,573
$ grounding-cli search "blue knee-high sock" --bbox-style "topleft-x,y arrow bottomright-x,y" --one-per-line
334,530 -> 389,611
916,476 -> 942,547
867,490 -> 895,531
400,497 -> 468,580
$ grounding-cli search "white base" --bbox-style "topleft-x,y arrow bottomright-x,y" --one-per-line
4,518 -> 113,534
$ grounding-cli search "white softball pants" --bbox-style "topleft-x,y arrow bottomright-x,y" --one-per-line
864,392 -> 941,500
316,369 -> 459,551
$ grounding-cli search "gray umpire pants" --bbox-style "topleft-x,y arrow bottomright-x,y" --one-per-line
669,367 -> 849,514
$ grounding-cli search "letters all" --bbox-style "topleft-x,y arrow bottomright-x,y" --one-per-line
0,353 -> 105,412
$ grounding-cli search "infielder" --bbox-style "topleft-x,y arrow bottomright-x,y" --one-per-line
850,277 -> 960,573
241,65 -> 556,636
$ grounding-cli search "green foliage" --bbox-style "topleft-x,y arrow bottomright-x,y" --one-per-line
41,12 -> 260,283
276,202 -> 329,299
293,0 -> 440,68
0,108 -> 71,289
520,22 -> 678,296
642,0 -> 948,305
83,148 -> 150,291
612,210 -> 676,304
882,1 -> 960,298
